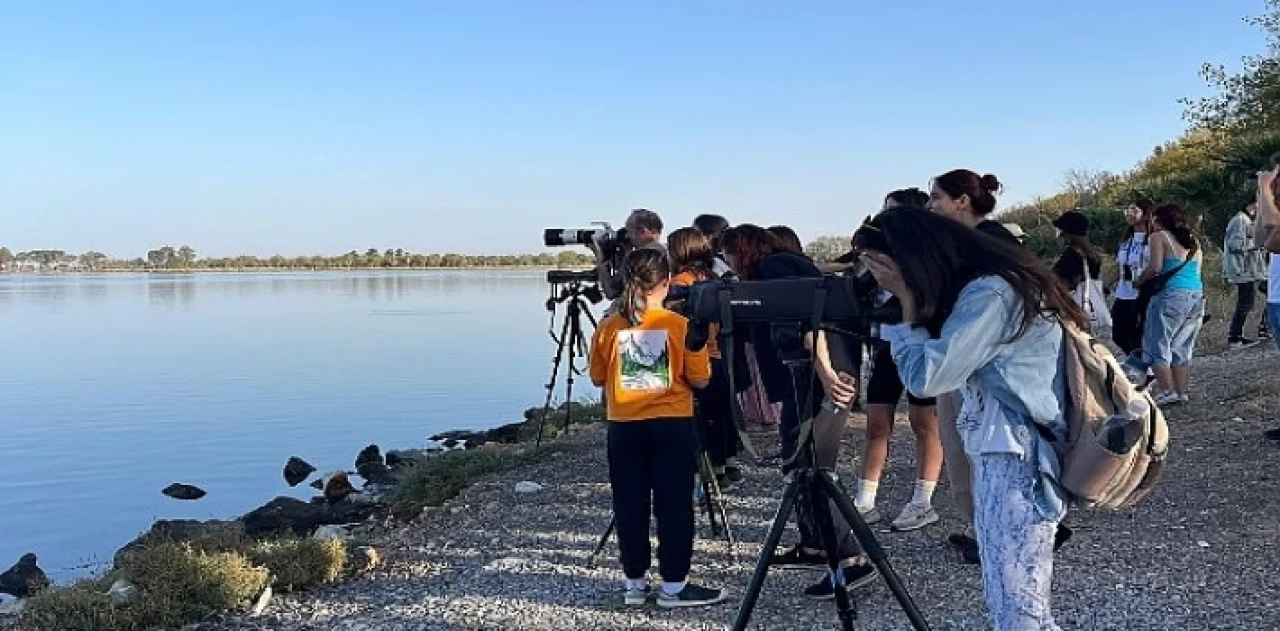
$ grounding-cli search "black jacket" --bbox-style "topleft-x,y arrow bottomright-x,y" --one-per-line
731,252 -> 827,412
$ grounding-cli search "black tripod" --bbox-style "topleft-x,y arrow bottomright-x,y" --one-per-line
729,293 -> 930,631
535,274 -> 601,447
585,415 -> 736,568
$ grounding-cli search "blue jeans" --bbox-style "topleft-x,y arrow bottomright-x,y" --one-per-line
1141,289 -> 1204,367
1270,303 -> 1280,350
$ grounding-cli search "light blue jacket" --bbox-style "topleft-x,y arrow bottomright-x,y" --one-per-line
880,275 -> 1069,523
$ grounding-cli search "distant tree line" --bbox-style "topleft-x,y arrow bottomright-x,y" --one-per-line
0,245 -> 595,272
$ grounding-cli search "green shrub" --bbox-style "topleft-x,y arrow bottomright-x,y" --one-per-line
16,585 -> 119,631
388,443 -> 568,520
249,538 -> 346,592
120,542 -> 268,620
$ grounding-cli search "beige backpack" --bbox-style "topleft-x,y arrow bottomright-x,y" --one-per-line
1056,324 -> 1170,509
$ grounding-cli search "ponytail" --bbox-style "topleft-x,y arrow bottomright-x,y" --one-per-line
619,248 -> 671,325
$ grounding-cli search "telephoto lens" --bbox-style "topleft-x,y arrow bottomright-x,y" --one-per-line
544,228 -> 600,248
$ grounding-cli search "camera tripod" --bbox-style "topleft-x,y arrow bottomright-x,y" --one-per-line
712,281 -> 927,631
731,356 -> 930,631
535,275 -> 600,447
585,413 -> 736,569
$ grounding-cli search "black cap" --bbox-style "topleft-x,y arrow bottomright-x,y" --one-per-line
1053,211 -> 1089,237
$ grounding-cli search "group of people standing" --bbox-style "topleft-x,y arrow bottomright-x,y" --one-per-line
582,164 -> 1280,627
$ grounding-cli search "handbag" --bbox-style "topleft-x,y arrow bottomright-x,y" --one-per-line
1074,258 -> 1112,331
1135,240 -> 1199,327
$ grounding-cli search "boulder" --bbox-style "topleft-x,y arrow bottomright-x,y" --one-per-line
162,483 -> 207,501
283,457 -> 317,487
319,495 -> 380,524
484,421 -> 525,445
310,471 -> 356,503
240,497 -> 332,536
113,520 -> 244,568
107,579 -> 138,605
347,546 -> 381,576
0,554 -> 49,599
313,525 -> 350,541
385,449 -> 427,469
354,445 -> 394,485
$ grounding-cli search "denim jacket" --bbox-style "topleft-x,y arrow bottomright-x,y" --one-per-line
880,275 -> 1069,522
1223,212 -> 1266,284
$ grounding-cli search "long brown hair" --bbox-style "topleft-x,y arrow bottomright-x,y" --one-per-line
767,225 -> 804,256
1153,204 -> 1198,251
863,207 -> 1085,338
667,227 -> 716,281
619,248 -> 671,325
721,224 -> 781,279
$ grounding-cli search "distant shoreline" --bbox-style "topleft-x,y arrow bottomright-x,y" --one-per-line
0,266 -> 594,275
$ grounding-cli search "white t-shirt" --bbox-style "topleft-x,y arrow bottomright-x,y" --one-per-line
1270,254 -> 1280,304
1115,232 -> 1149,301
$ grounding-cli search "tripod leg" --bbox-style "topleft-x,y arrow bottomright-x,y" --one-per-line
817,471 -> 932,631
697,452 -> 723,537
807,473 -> 859,631
535,312 -> 575,447
730,475 -> 803,631
586,515 -> 616,569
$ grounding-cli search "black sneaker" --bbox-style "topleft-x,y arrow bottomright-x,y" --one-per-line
1260,329 -> 1272,341
1264,427 -> 1280,441
1229,337 -> 1260,349
947,533 -> 980,565
656,583 -> 727,608
1054,524 -> 1074,551
769,544 -> 827,570
803,563 -> 878,600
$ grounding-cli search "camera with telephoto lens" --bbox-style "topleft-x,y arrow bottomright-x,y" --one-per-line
543,222 -> 631,262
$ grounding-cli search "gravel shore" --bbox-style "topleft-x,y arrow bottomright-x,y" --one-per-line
213,346 -> 1280,630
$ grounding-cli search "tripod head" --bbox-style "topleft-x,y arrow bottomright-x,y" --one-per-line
545,269 -> 604,311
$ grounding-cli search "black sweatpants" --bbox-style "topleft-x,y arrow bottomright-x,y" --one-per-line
1229,281 -> 1269,339
1111,298 -> 1143,356
695,358 -> 739,468
788,405 -> 862,560
607,418 -> 697,582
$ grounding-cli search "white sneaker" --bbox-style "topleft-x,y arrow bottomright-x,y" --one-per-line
1153,390 -> 1182,406
623,585 -> 651,606
855,504 -> 883,525
889,502 -> 939,532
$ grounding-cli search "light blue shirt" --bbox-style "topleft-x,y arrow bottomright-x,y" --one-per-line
880,275 -> 1069,522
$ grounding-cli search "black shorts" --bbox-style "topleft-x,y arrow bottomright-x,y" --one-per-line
865,344 -> 935,407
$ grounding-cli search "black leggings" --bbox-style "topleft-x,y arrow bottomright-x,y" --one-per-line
695,358 -> 739,467
1111,298 -> 1143,356
607,418 -> 697,582
786,406 -> 862,560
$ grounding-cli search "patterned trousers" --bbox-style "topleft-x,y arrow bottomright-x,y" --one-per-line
972,453 -> 1061,630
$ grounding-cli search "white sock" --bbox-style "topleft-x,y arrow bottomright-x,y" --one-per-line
662,581 -> 686,596
855,479 -> 879,509
911,480 -> 937,506
625,578 -> 649,591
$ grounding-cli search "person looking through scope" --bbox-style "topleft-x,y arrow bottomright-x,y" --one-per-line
925,168 -> 1019,564
853,190 -> 943,533
693,214 -> 734,277
588,208 -> 666,306
587,247 -> 727,609
667,227 -> 742,487
861,206 -> 1084,630
720,224 -> 878,599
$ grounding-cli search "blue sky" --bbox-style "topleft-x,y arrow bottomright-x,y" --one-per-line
0,0 -> 1266,257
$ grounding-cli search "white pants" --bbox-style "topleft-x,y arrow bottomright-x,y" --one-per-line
972,453 -> 1060,631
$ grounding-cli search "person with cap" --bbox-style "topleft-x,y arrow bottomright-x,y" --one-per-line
1051,210 -> 1103,291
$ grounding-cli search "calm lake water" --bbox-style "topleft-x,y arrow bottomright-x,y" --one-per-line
0,271 -> 598,581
